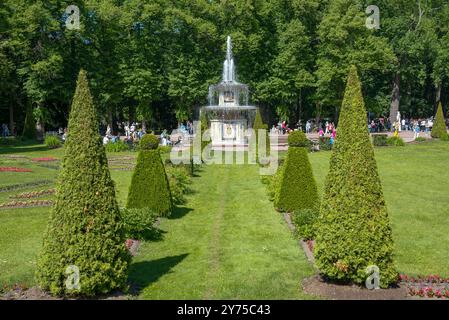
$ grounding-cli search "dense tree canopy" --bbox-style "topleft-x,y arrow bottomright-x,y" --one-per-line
1,0 -> 448,134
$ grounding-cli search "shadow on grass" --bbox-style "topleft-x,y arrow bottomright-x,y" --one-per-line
0,143 -> 50,154
169,206 -> 193,220
128,253 -> 189,294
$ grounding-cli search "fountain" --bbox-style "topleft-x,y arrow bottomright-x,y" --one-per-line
201,36 -> 257,146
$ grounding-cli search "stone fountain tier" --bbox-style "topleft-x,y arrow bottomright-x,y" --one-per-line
202,36 -> 256,146
202,105 -> 256,146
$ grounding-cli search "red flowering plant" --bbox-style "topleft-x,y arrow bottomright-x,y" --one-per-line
0,200 -> 53,209
400,273 -> 449,299
31,157 -> 58,162
10,189 -> 55,199
0,167 -> 32,172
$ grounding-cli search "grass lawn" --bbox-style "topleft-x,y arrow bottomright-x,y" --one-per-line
129,164 -> 315,299
309,140 -> 449,277
0,139 -> 448,297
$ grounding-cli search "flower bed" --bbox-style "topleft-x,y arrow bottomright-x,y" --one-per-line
0,167 -> 32,172
0,180 -> 53,193
0,199 -> 53,209
125,239 -> 141,256
10,189 -> 55,199
31,157 -> 58,162
399,274 -> 449,299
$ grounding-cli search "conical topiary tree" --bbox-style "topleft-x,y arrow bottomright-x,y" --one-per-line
36,70 -> 130,296
200,111 -> 209,154
274,131 -> 318,212
431,102 -> 447,138
314,66 -> 397,288
253,108 -> 270,161
22,104 -> 36,140
126,134 -> 173,217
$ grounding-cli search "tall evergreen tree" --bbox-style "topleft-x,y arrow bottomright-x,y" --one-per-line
36,70 -> 130,296
431,102 -> 447,138
315,66 -> 397,288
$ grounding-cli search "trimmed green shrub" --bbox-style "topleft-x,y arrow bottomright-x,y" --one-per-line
262,161 -> 283,202
140,134 -> 159,150
200,112 -> 209,151
431,102 -> 447,138
158,145 -> 172,154
253,109 -> 265,131
36,70 -> 130,296
440,133 -> 449,141
291,208 -> 318,240
253,109 -> 270,162
319,136 -> 332,150
386,136 -> 405,146
22,105 -> 36,140
274,143 -> 319,213
288,131 -> 311,148
414,137 -> 427,142
315,66 -> 396,288
44,135 -> 62,149
166,165 -> 192,205
372,134 -> 388,147
121,207 -> 159,240
126,135 -> 173,217
105,140 -> 129,152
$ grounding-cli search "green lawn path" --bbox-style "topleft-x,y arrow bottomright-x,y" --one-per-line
129,164 -> 315,299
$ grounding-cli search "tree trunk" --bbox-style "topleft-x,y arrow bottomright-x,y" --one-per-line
315,102 -> 321,129
389,72 -> 400,124
9,103 -> 14,136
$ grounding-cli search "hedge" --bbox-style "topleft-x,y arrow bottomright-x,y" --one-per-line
372,134 -> 388,147
431,102 -> 447,139
314,66 -> 397,288
126,134 -> 173,217
36,70 -> 130,296
274,131 -> 319,213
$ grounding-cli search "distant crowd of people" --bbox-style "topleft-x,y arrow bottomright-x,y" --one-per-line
1,123 -> 10,137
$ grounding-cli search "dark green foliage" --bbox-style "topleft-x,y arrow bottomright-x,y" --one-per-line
22,105 -> 36,140
372,134 -> 388,147
36,70 -> 130,296
274,145 -> 319,213
319,136 -> 332,150
261,161 -> 283,202
431,102 -> 447,138
315,66 -> 396,288
44,135 -> 61,149
292,209 -> 318,240
140,134 -> 159,150
288,131 -> 310,148
166,165 -> 192,205
158,145 -> 172,154
126,138 -> 173,217
105,140 -> 129,152
386,136 -> 405,147
121,207 -> 159,240
253,109 -> 264,132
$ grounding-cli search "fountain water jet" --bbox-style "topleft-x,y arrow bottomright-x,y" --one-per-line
202,36 -> 256,146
